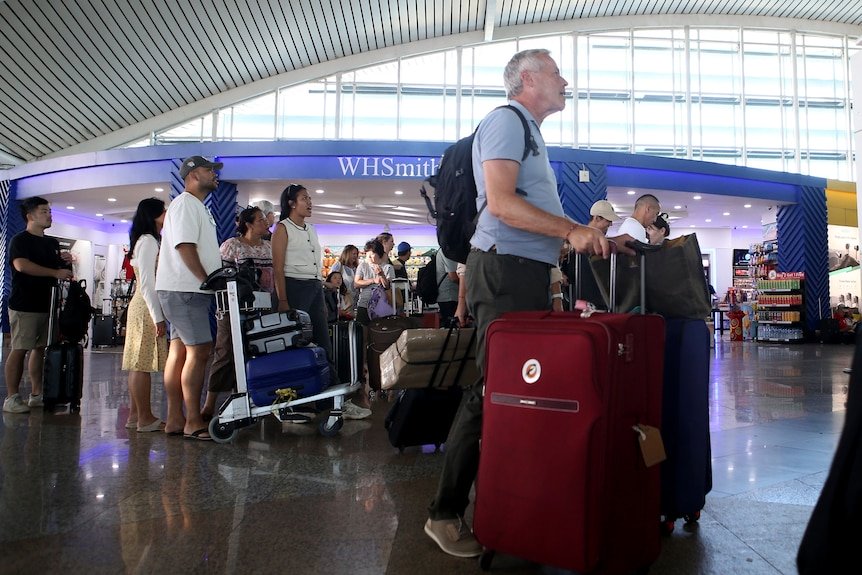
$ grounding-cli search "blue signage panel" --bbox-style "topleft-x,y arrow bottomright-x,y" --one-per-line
222,156 -> 441,181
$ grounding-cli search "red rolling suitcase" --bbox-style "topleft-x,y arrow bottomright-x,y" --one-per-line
474,248 -> 665,574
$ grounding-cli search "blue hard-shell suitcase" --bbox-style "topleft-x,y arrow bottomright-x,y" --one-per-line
660,318 -> 713,529
246,346 -> 329,406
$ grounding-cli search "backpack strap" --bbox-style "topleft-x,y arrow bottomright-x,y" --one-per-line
474,105 -> 535,223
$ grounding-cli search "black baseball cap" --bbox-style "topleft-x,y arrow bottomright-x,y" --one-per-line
179,156 -> 224,179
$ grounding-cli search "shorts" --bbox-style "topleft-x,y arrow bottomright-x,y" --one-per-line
9,310 -> 50,350
157,291 -> 214,345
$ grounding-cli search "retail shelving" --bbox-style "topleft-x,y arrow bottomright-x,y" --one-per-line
755,273 -> 805,342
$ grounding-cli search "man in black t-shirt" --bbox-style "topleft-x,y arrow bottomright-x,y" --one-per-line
3,197 -> 73,414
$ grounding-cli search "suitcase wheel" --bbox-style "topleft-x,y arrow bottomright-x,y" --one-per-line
479,550 -> 495,571
660,519 -> 675,536
683,510 -> 701,523
70,402 -> 81,413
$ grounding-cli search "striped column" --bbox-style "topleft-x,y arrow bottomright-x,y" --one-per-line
556,161 -> 608,225
0,180 -> 22,334
776,185 -> 829,332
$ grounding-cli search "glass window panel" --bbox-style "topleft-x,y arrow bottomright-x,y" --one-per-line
693,43 -> 741,94
743,47 -> 783,96
352,60 -> 398,84
227,93 -> 275,140
695,28 -> 740,42
803,105 -> 848,150
399,92 -> 445,141
351,92 -> 397,139
580,98 -> 630,146
745,103 -> 783,148
463,42 -> 517,89
585,34 -> 630,91
743,30 -> 778,44
799,48 -> 846,99
278,82 -> 327,140
692,102 -> 742,149
400,52 -> 446,85
159,117 -> 203,142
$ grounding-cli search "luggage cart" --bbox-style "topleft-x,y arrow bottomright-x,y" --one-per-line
208,276 -> 361,443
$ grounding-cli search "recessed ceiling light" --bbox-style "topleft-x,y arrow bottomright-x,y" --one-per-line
315,189 -> 325,194
627,190 -> 636,195
394,190 -> 403,195
120,219 -> 128,223
66,206 -> 74,210
705,219 -> 712,223
693,195 -> 702,200
674,205 -> 682,210
108,198 -> 117,202
95,213 -> 103,217
744,204 -> 752,208
742,225 -> 748,228
690,225 -> 696,228
154,187 -> 164,192
723,212 -> 730,216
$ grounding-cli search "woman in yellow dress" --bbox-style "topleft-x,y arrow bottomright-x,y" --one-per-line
122,198 -> 168,432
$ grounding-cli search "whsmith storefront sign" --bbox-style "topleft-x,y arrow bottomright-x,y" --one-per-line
336,156 -> 441,178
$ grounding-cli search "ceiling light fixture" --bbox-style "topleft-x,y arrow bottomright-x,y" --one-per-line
120,219 -> 128,223
154,187 -> 164,192
693,195 -> 702,200
674,205 -> 682,210
66,206 -> 74,210
108,198 -> 117,202
95,213 -> 103,217
315,189 -> 325,194
627,190 -> 636,195
705,219 -> 712,223
723,212 -> 730,216
742,225 -> 748,228
744,204 -> 752,208
394,190 -> 403,195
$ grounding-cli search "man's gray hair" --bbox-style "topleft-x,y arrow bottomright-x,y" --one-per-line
503,49 -> 551,99
251,199 -> 275,215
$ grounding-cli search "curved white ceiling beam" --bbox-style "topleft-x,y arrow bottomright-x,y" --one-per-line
45,14 -> 861,161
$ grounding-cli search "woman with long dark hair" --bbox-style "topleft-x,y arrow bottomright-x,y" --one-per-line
122,197 -> 167,432
272,183 -> 370,421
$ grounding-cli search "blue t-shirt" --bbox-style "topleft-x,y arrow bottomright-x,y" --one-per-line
470,100 -> 564,266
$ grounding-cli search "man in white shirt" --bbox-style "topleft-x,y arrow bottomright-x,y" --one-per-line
156,155 -> 223,440
617,194 -> 662,243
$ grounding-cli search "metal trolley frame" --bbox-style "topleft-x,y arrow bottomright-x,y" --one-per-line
208,278 -> 361,443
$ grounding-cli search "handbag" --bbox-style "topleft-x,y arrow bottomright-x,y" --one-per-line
590,234 -> 711,319
368,285 -> 395,320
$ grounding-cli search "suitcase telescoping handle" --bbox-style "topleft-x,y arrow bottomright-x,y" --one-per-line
571,239 -> 658,314
47,279 -> 67,346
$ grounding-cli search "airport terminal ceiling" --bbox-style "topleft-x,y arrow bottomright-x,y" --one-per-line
0,0 -> 861,167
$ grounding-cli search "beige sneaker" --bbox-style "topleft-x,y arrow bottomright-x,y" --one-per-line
3,394 -> 30,414
424,517 -> 482,558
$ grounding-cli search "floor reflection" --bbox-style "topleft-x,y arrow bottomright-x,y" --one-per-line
0,339 -> 855,574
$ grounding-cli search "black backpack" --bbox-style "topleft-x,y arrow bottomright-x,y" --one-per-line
59,280 -> 93,343
420,105 -> 536,264
415,254 -> 444,305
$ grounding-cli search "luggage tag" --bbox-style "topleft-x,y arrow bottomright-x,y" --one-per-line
633,424 -> 666,467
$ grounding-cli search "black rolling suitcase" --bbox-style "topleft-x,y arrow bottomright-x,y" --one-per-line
328,320 -> 363,385
384,386 -> 464,453
43,282 -> 84,411
660,317 -> 712,533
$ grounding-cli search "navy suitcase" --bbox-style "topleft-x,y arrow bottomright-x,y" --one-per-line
384,386 -> 464,452
660,318 -> 713,532
245,346 -> 329,406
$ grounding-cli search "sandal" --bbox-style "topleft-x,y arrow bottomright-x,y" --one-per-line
183,428 -> 213,441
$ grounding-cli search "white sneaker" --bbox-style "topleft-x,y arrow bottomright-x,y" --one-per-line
28,394 -> 43,408
3,394 -> 30,414
342,400 -> 371,420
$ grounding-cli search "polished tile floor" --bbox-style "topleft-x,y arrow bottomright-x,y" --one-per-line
0,336 -> 854,574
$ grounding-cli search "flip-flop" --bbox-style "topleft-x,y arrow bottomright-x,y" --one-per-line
183,428 -> 213,441
124,421 -> 138,429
